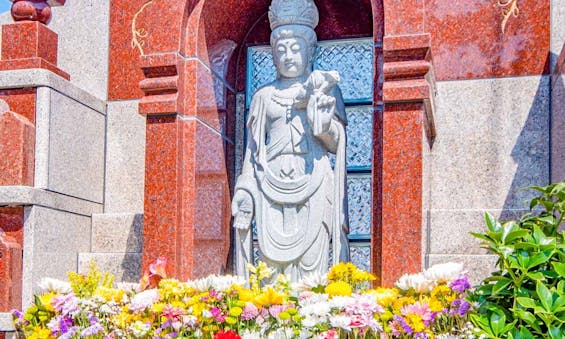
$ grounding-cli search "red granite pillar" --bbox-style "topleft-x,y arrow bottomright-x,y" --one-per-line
139,52 -> 231,279
373,33 -> 435,286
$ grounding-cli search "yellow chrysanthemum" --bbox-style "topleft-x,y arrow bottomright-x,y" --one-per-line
325,281 -> 352,297
237,288 -> 255,302
392,296 -> 416,312
27,327 -> 53,339
38,292 -> 56,312
367,287 -> 399,307
406,314 -> 426,333
95,286 -> 125,302
254,287 -> 284,306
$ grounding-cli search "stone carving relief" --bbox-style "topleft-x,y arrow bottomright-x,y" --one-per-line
232,0 -> 349,281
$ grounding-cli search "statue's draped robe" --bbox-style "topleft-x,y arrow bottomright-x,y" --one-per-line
235,84 -> 349,280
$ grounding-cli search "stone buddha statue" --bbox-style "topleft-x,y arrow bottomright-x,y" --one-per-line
232,0 -> 349,281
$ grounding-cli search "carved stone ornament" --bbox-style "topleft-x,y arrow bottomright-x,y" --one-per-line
233,0 -> 349,282
268,0 -> 319,30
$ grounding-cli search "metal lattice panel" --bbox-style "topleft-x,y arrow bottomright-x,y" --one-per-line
347,174 -> 372,238
247,38 -> 374,107
314,39 -> 374,103
345,106 -> 373,169
350,245 -> 371,272
246,46 -> 276,106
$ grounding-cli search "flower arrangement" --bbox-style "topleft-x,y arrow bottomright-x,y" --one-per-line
13,260 -> 476,338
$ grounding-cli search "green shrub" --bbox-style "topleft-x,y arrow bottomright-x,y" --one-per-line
469,183 -> 565,338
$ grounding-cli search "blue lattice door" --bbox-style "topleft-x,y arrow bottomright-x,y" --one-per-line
243,38 -> 374,271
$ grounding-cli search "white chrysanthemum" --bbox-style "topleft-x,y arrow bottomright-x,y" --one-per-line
395,272 -> 435,293
330,314 -> 352,330
187,277 -> 212,292
207,274 -> 245,291
117,282 -> 141,293
38,277 -> 72,294
241,329 -> 262,339
328,295 -> 353,309
424,262 -> 464,283
129,289 -> 159,312
129,320 -> 150,338
293,272 -> 328,291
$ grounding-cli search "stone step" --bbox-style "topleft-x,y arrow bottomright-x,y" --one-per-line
91,213 -> 143,253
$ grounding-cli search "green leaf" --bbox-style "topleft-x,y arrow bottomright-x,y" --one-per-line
552,296 -> 565,311
527,251 -> 550,269
490,311 -> 506,336
526,271 -> 544,280
548,326 -> 563,339
492,278 -> 512,295
552,261 -> 565,277
502,222 -> 519,243
536,281 -> 553,312
519,326 -> 535,339
513,309 -> 536,325
485,212 -> 502,233
516,297 -> 537,309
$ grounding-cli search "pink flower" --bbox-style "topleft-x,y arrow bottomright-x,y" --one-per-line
210,307 -> 225,322
162,305 -> 184,321
269,304 -> 285,318
241,302 -> 259,320
318,329 -> 339,339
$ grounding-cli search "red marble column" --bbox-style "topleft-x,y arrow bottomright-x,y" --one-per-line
139,52 -> 231,279
373,33 -> 434,286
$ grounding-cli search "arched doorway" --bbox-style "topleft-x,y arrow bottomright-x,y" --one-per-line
139,0 -> 388,280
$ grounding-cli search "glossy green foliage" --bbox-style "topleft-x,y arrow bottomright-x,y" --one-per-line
469,183 -> 565,338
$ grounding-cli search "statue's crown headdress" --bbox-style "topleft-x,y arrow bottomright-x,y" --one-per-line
268,0 -> 319,30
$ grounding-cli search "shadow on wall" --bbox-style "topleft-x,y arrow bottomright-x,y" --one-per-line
501,55 -> 551,214
120,213 -> 144,282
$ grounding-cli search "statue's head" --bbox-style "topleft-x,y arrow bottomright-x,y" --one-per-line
268,0 -> 319,79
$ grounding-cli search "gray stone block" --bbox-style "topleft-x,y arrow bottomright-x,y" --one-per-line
78,253 -> 142,283
50,0 -> 110,100
92,213 -> 143,253
0,69 -> 106,113
22,206 -> 91,305
0,186 -> 102,216
428,209 -> 527,255
104,101 -> 146,213
426,254 -> 499,285
47,90 -> 105,203
431,76 -> 550,211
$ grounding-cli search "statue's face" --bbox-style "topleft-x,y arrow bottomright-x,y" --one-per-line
273,37 -> 310,78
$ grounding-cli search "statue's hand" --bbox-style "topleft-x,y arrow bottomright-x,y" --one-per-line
307,91 -> 336,134
231,190 -> 253,230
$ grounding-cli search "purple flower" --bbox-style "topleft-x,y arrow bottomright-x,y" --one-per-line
392,315 -> 413,334
52,293 -> 80,316
81,323 -> 104,336
451,299 -> 471,316
449,275 -> 471,293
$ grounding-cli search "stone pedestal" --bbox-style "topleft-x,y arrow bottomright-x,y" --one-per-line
0,21 -> 69,79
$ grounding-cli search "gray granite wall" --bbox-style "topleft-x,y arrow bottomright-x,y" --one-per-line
426,76 -> 551,281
